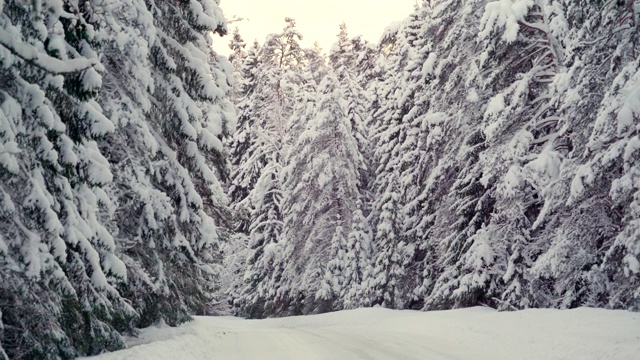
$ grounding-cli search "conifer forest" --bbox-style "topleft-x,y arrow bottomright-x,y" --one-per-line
1,0 -> 639,358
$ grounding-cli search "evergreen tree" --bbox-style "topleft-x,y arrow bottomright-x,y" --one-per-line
365,175 -> 410,308
114,0 -> 233,327
329,23 -> 371,196
228,41 -> 261,235
0,1 -> 136,357
228,19 -> 306,215
228,27 -> 247,73
281,74 -> 366,314
561,0 -> 640,310
365,7 -> 426,308
226,19 -> 312,317
304,42 -> 329,85
236,137 -> 285,318
342,210 -> 374,308
227,27 -> 247,102
350,35 -> 379,90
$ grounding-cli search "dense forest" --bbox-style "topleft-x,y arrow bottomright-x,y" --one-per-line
223,0 -> 640,317
0,0 -> 639,359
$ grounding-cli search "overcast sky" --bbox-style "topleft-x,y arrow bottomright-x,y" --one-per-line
212,0 -> 416,56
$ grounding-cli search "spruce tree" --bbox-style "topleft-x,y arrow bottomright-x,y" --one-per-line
281,74 -> 366,314
365,7 -> 426,308
1,0 -> 133,357
236,139 -> 285,318
112,0 -> 234,327
329,23 -> 371,196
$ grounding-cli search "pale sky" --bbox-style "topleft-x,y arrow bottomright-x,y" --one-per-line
212,0 -> 416,56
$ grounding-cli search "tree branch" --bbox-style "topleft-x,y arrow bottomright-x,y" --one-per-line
0,27 -> 98,75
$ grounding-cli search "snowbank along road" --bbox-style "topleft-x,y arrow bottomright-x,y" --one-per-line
84,307 -> 640,360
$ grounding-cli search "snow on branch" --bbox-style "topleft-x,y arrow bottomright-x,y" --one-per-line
479,0 -> 535,43
0,27 -> 98,74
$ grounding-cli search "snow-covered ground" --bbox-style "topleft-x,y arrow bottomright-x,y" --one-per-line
84,307 -> 640,360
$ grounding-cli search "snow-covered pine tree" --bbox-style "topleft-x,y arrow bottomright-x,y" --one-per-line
228,18 -> 306,225
350,35 -> 379,90
106,0 -> 234,328
523,0 -> 623,309
226,19 -> 309,317
389,5 -> 459,309
329,23 -> 371,198
228,41 -> 261,235
234,91 -> 288,317
341,209 -> 374,308
566,0 -> 640,310
365,175 -> 411,308
304,42 -> 329,85
317,223 -> 349,311
281,74 -> 366,314
227,27 -> 247,102
365,7 -> 427,309
470,0 -> 570,309
92,0 -> 235,329
236,154 -> 284,318
286,38 -> 331,145
258,18 -> 307,147
402,0 -> 569,310
417,0 -> 499,309
228,27 -> 247,73
0,0 -> 135,357
329,23 -> 356,71
263,69 -> 320,316
3,0 -> 237,356
426,129 -> 496,309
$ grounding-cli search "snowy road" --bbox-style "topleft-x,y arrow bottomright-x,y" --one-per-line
210,326 -> 463,360
85,307 -> 640,360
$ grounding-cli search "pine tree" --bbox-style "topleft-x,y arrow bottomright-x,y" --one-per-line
350,35 -> 379,90
1,0 -> 133,357
226,19 -> 313,317
329,23 -> 371,196
342,210 -> 374,308
228,27 -> 247,72
304,42 -> 329,85
229,18 -> 306,217
316,224 -> 348,311
329,23 -> 355,71
365,7 -> 427,308
236,139 -> 285,318
365,176 -> 411,308
72,0 -> 235,334
228,41 -> 262,235
228,27 -> 247,102
316,210 -> 373,311
560,0 -> 640,310
281,74 -> 366,314
110,0 -> 234,328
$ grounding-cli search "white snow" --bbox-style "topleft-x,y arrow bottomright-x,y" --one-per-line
0,26 -> 99,74
83,307 -> 640,360
479,0 -> 535,43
